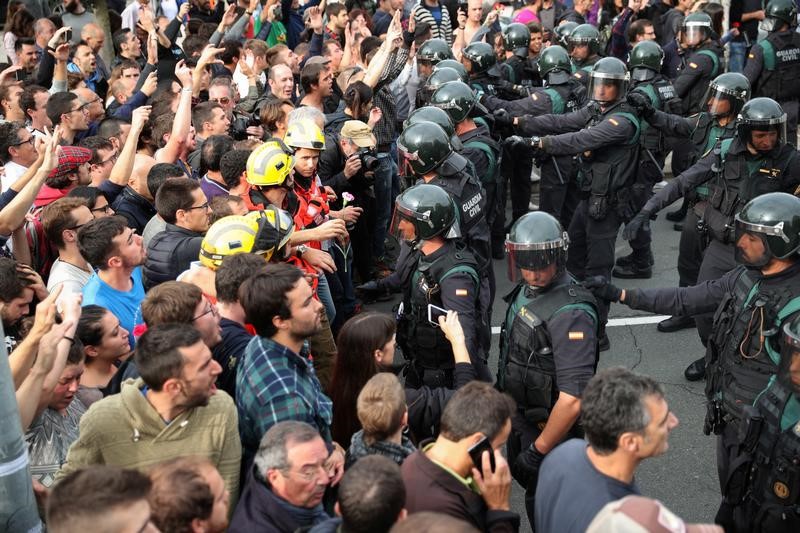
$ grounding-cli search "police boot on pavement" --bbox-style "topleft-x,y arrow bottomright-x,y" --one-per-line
504,57 -> 644,351
613,40 -> 681,280
583,192 -> 800,530
499,211 -> 599,529
743,0 -> 800,147
626,72 -> 750,340
624,97 -> 800,381
392,183 -> 487,389
725,313 -> 800,533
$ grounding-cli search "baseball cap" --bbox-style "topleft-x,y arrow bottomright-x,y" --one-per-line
587,496 -> 723,533
340,120 -> 376,148
48,146 -> 92,180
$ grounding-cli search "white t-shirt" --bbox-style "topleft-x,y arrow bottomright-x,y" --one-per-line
47,259 -> 93,301
1,161 -> 28,192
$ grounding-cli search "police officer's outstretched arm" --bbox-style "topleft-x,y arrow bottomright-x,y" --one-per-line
623,150 -> 717,241
516,106 -> 593,137
482,92 -> 552,117
537,112 -> 636,156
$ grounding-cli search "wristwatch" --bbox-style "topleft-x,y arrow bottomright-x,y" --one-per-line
296,244 -> 308,256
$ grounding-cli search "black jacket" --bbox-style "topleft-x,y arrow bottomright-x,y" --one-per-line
143,224 -> 204,290
112,186 -> 156,235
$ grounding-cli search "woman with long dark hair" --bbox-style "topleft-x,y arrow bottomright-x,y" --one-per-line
329,310 -> 477,446
3,6 -> 34,65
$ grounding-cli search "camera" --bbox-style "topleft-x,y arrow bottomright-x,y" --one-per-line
356,148 -> 380,171
230,113 -> 260,140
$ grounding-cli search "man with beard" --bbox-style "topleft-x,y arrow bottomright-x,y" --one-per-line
235,263 -> 346,480
57,0 -> 94,43
56,323 -> 242,510
0,258 -> 48,351
79,216 -> 147,349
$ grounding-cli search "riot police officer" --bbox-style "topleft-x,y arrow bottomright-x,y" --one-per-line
674,12 -> 724,115
485,45 -> 587,230
625,97 -> 800,381
567,23 -> 602,86
498,22 -> 533,86
627,72 -> 750,343
417,66 -> 466,108
743,0 -> 800,147
430,81 -> 503,257
506,57 -> 644,350
727,313 -> 800,533
416,38 -> 455,86
499,211 -> 599,527
462,41 -> 501,96
554,21 -> 579,49
392,183 -> 485,389
613,40 -> 681,280
585,192 -> 800,530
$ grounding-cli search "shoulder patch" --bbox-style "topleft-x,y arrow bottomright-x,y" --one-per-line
574,72 -> 583,79
689,62 -> 698,69
568,331 -> 585,340
531,93 -> 538,101
748,53 -> 755,59
455,288 -> 469,296
609,118 -> 619,126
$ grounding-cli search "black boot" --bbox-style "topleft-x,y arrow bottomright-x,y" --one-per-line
666,208 -> 687,222
684,357 -> 706,381
612,263 -> 653,279
657,315 -> 696,333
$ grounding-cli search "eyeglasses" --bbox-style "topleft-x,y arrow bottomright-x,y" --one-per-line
192,301 -> 219,321
282,463 -> 328,482
80,98 -> 102,110
185,202 -> 209,211
91,204 -> 112,214
67,223 -> 87,231
12,136 -> 34,147
211,97 -> 231,105
97,153 -> 118,166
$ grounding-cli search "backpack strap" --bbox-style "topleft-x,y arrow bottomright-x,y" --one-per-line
609,111 -> 641,145
765,296 -> 800,365
542,87 -> 565,115
441,264 -> 480,289
697,49 -> 720,77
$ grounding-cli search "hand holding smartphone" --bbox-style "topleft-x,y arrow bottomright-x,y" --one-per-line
468,436 -> 496,473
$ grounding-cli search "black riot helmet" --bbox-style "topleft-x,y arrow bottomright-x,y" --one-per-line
419,67 -> 466,109
628,40 -> 664,81
702,72 -> 750,118
430,81 -> 477,124
418,38 -> 454,65
554,21 -> 579,47
462,42 -> 497,75
779,314 -> 800,394
736,97 -> 787,152
404,105 -> 463,151
390,183 -> 460,246
568,24 -> 601,55
588,57 -> 629,106
435,59 -> 470,82
681,12 -> 713,47
537,45 -> 573,85
397,122 -> 453,176
734,192 -> 800,267
506,211 -> 569,283
503,23 -> 531,56
761,0 -> 798,32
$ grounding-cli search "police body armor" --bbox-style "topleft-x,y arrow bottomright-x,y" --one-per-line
499,280 -> 598,423
705,267 -> 800,434
427,153 -> 492,272
571,56 -> 600,86
542,78 -> 587,116
632,75 -> 681,161
732,378 -> 800,532
461,131 -> 502,228
681,44 -> 723,114
754,31 -> 800,102
697,139 -> 798,245
470,74 -> 498,97
397,245 -> 481,388
579,101 -> 642,221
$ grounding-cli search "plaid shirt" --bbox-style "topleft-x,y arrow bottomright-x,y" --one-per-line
236,336 -> 333,461
372,46 -> 411,148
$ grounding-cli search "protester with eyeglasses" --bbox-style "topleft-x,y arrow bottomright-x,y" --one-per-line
41,196 -> 94,299
68,186 -> 115,219
141,281 -> 223,351
143,178 -> 211,291
0,121 -> 38,191
46,92 -> 89,145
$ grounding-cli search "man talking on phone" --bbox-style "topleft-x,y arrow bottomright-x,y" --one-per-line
391,183 -> 489,389
498,211 -> 599,528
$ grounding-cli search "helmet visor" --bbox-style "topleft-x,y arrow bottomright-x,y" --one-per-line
780,320 -> 800,394
738,114 -> 787,151
505,236 -> 568,281
682,25 -> 707,46
733,217 -> 783,267
759,17 -> 782,33
703,87 -> 736,118
588,75 -> 627,105
389,205 -> 418,245
631,67 -> 655,81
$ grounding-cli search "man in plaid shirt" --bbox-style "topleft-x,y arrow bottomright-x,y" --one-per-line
235,263 -> 344,477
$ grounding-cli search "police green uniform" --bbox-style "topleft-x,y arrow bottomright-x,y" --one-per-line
498,212 -> 599,528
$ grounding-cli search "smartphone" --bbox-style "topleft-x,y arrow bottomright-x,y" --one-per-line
245,51 -> 255,69
427,304 -> 448,326
14,69 -> 25,82
468,436 -> 496,473
63,28 -> 72,44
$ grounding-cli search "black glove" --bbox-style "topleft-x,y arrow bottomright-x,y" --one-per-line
493,109 -> 514,128
582,276 -> 622,303
512,444 -> 546,488
505,135 -> 529,149
626,91 -> 655,119
622,210 -> 651,241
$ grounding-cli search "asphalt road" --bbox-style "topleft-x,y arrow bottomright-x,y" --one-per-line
365,194 -> 720,531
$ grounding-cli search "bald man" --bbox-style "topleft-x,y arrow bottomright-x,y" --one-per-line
268,64 -> 295,101
81,23 -> 110,80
